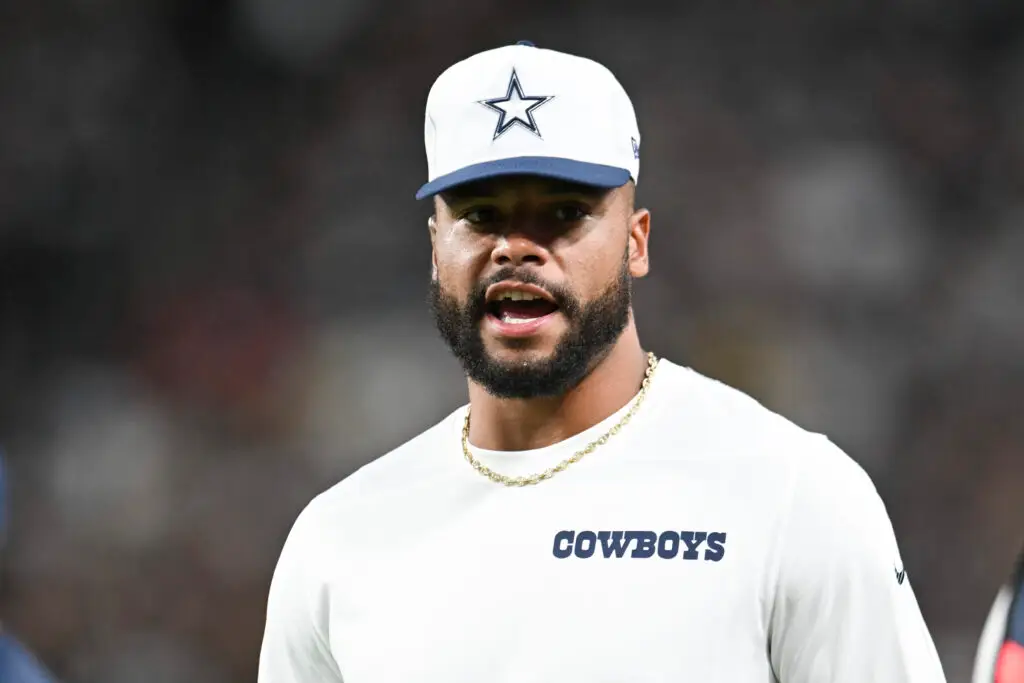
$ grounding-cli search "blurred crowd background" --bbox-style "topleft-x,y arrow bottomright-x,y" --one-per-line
1,1 -> 1023,681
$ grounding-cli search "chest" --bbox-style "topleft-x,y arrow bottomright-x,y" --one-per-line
330,466 -> 779,683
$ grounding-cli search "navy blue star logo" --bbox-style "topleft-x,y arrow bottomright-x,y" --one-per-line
479,69 -> 553,141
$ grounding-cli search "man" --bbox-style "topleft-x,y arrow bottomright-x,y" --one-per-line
0,454 -> 62,683
973,547 -> 1024,682
259,42 -> 947,682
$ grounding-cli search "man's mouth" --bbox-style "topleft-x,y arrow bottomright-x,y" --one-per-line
487,292 -> 560,324
483,282 -> 561,332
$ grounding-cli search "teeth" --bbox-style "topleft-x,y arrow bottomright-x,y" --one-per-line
498,291 -> 540,301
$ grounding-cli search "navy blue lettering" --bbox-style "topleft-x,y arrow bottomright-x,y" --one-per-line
553,529 -> 727,560
657,531 -> 680,559
704,532 -> 727,562
598,531 -> 630,558
680,531 -> 708,560
629,531 -> 657,558
553,530 -> 574,559
574,531 -> 597,558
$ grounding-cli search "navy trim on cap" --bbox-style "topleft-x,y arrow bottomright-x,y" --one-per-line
415,156 -> 631,200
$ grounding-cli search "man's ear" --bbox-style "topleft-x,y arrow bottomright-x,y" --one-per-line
428,214 -> 439,279
627,208 -> 651,278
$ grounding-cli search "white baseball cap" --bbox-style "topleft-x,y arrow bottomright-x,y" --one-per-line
415,41 -> 641,200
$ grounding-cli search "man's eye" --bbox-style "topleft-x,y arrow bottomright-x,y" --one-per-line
553,205 -> 588,222
462,207 -> 499,224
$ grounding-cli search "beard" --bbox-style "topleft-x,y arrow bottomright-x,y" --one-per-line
428,252 -> 632,399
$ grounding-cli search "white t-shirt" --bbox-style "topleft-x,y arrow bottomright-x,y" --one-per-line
258,359 -> 947,682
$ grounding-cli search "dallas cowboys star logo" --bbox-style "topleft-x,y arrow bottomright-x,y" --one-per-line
479,69 -> 553,141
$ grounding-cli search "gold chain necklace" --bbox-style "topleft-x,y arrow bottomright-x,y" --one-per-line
461,352 -> 659,487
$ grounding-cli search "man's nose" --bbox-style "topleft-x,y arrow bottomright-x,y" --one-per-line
491,232 -> 549,267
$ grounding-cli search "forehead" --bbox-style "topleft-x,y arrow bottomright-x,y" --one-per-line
438,176 -> 615,204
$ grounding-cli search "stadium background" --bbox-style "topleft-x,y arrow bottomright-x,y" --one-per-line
1,1 -> 1023,681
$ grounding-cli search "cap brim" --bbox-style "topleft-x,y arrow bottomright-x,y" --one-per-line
415,156 -> 631,200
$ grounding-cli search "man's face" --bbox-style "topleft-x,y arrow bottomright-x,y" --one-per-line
428,176 -> 649,399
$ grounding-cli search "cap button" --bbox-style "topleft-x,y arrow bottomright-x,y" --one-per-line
516,40 -> 535,47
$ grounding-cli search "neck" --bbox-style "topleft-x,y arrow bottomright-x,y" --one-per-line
466,322 -> 649,451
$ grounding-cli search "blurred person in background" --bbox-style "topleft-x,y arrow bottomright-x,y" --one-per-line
258,42 -> 946,683
0,455 -> 60,683
0,629 -> 60,683
973,547 -> 1024,683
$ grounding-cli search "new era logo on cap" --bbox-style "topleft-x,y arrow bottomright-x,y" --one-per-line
416,42 -> 641,200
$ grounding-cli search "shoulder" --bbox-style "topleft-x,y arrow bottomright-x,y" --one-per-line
287,405 -> 465,548
324,404 -> 463,501
268,405 -> 464,596
654,359 -> 809,442
768,432 -> 899,584
653,359 -> 863,469
653,358 -> 882,526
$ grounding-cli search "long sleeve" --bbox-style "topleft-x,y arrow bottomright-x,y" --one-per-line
258,502 -> 344,683
768,436 -> 947,683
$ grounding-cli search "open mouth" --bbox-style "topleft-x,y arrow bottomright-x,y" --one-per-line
487,291 -> 559,324
483,283 -> 560,335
